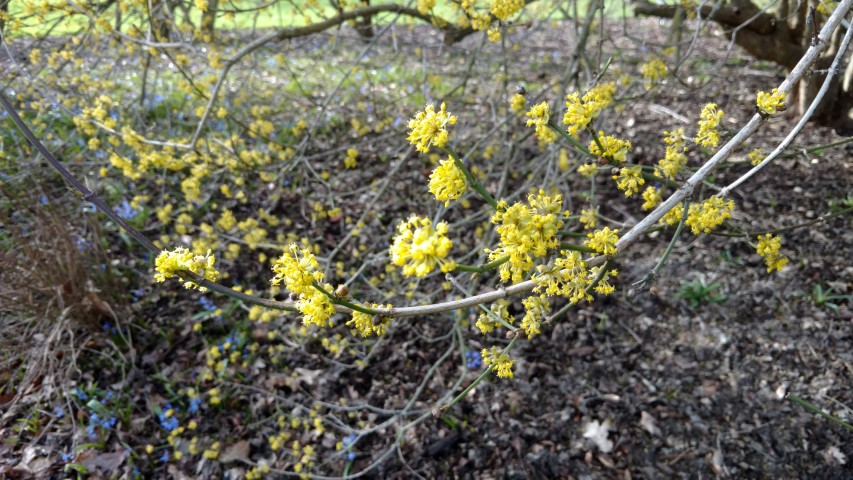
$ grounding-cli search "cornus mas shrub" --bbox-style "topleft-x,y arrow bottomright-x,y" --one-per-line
1,0 -> 852,477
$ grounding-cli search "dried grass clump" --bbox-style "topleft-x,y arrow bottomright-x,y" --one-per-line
0,178 -> 127,419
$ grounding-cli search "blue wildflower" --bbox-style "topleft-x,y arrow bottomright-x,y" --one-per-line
53,406 -> 65,418
158,404 -> 179,432
465,350 -> 483,370
115,199 -> 137,220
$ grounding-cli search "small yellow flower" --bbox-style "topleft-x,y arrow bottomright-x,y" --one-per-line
481,346 -> 514,379
347,304 -> 392,337
579,208 -> 598,230
510,93 -> 527,112
417,0 -> 436,14
640,58 -> 667,89
656,129 -> 687,179
270,244 -> 325,295
562,93 -> 592,136
562,83 -> 615,136
641,186 -> 662,210
491,0 -> 524,20
525,102 -> 555,143
390,216 -> 455,277
296,285 -> 336,328
429,158 -> 467,206
748,148 -> 765,166
578,163 -> 599,177
612,165 -> 645,197
521,295 -> 550,338
660,203 -> 685,226
154,247 -> 220,291
533,250 -> 592,303
756,88 -> 786,115
686,197 -> 735,234
586,227 -> 619,255
695,103 -> 724,148
485,191 -> 565,283
476,301 -> 512,334
407,103 -> 457,153
343,148 -> 358,169
589,133 -> 631,163
756,233 -> 788,272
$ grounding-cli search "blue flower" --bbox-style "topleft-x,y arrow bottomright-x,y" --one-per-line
188,397 -> 202,414
342,434 -> 357,462
159,451 -> 169,463
158,404 -> 179,432
115,199 -> 138,220
465,350 -> 483,370
199,296 -> 215,310
76,389 -> 88,401
53,406 -> 65,418
61,452 -> 73,462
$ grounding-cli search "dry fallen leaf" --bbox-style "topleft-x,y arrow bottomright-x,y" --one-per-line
583,419 -> 613,453
640,411 -> 661,437
220,440 -> 250,464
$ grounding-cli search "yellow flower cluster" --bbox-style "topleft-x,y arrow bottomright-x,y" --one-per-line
154,247 -> 220,291
817,0 -> 837,14
347,304 -> 392,337
695,103 -> 724,148
532,249 -> 618,304
297,284 -> 336,328
562,82 -> 616,136
429,158 -> 467,206
660,202 -> 685,226
491,0 -> 524,20
641,186 -> 662,210
640,57 -> 667,89
585,226 -> 619,255
756,88 -> 785,115
756,234 -> 789,272
417,0 -> 436,14
482,346 -> 514,379
578,163 -> 599,177
526,102 -> 555,144
521,295 -> 550,338
589,133 -> 631,163
407,103 -> 457,153
533,251 -> 590,303
343,148 -> 358,169
612,165 -> 645,197
485,191 -> 565,283
390,216 -> 455,277
656,128 -> 687,179
476,300 -> 513,334
510,93 -> 527,112
579,208 -> 598,230
685,197 -> 735,234
270,244 -> 324,295
748,148 -> 765,166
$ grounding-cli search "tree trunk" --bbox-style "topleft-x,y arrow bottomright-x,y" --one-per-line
0,0 -> 9,37
200,0 -> 218,40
